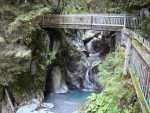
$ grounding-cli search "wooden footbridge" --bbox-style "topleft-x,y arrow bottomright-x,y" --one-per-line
40,14 -> 141,31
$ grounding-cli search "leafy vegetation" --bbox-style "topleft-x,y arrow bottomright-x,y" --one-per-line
62,0 -> 89,13
15,6 -> 51,22
141,17 -> 150,38
85,48 -> 140,113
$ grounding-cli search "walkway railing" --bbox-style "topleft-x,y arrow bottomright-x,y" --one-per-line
40,14 -> 141,31
130,46 -> 150,113
123,29 -> 150,113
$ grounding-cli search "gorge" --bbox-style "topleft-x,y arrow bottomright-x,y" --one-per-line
0,1 -> 149,113
15,29 -> 117,113
44,29 -> 116,95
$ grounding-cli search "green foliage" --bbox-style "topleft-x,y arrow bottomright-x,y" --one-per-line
16,14 -> 33,22
0,85 -> 4,101
83,0 -> 150,12
63,0 -> 89,13
9,72 -> 33,98
125,0 -> 150,7
107,0 -> 150,10
141,17 -> 150,38
85,48 -> 140,113
15,6 -> 51,22
47,50 -> 57,65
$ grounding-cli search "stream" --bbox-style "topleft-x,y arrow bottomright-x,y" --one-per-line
45,90 -> 91,113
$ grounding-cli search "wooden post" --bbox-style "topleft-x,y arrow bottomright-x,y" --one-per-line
123,35 -> 131,75
5,89 -> 15,113
123,14 -> 126,28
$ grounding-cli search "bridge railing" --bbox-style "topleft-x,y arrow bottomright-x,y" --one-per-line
125,16 -> 142,29
41,14 -> 92,25
92,15 -> 125,26
40,14 -> 141,30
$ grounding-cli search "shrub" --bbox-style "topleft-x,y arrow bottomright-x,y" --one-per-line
141,17 -> 150,39
85,48 -> 140,113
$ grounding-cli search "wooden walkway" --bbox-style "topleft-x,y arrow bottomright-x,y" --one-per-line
40,14 -> 141,31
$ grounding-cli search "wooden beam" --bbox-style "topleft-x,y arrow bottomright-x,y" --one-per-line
5,89 -> 15,113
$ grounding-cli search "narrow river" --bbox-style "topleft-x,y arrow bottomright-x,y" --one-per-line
45,90 -> 91,113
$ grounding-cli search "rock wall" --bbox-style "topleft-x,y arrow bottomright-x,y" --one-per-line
0,2 -> 52,112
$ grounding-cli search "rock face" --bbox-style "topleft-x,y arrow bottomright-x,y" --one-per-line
45,30 -> 114,94
0,2 -> 51,112
65,30 -> 103,91
51,66 -> 68,93
16,99 -> 54,113
0,27 -> 50,112
66,53 -> 88,89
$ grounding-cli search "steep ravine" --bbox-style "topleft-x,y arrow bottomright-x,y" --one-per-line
44,30 -> 113,95
42,29 -> 116,113
0,1 -> 149,113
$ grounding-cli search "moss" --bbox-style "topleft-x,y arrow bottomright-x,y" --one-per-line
141,17 -> 150,38
9,72 -> 33,98
15,6 -> 51,23
62,0 -> 89,14
0,85 -> 4,101
132,39 -> 150,65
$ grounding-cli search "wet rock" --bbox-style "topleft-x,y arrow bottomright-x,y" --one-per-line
82,30 -> 102,40
65,30 -> 102,91
67,55 -> 87,89
41,103 -> 54,109
16,99 -> 54,113
86,37 -> 100,54
0,36 -> 5,43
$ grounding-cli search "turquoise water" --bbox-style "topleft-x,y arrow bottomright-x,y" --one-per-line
46,90 -> 91,113
65,90 -> 91,102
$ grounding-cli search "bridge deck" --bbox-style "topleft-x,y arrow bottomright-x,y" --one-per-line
40,14 -> 141,31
